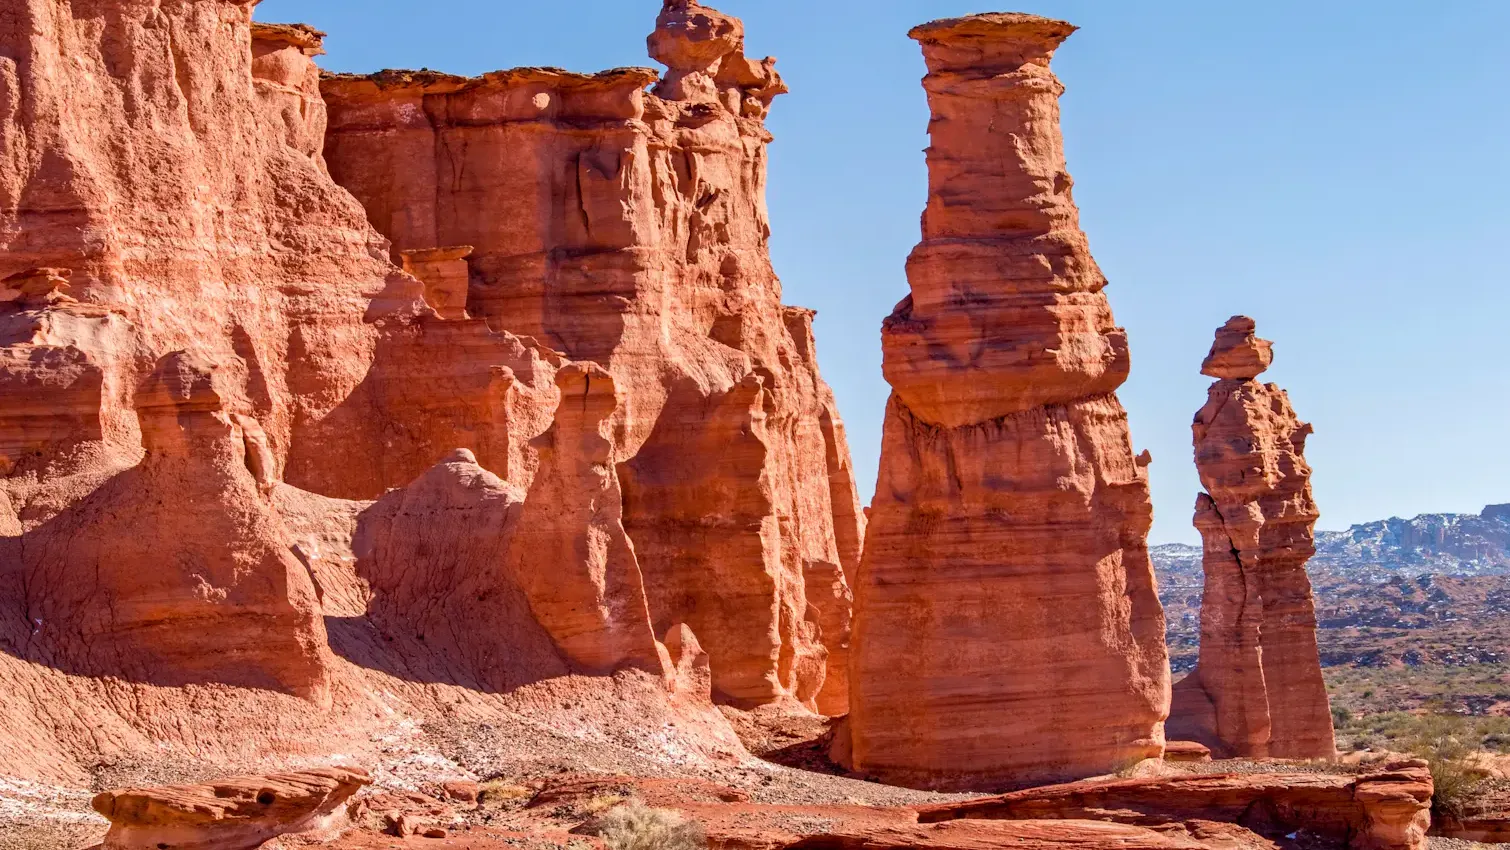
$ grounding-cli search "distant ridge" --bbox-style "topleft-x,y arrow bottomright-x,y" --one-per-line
1154,503 -> 1510,672
1154,502 -> 1510,583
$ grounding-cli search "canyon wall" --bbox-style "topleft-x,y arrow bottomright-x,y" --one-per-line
0,0 -> 399,702
1168,317 -> 1336,759
320,0 -> 864,711
844,13 -> 1170,791
1,0 -> 862,791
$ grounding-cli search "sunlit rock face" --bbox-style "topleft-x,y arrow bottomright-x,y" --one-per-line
1168,317 -> 1337,760
844,13 -> 1170,791
320,0 -> 865,711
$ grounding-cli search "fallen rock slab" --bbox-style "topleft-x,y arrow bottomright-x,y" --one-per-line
914,761 -> 1433,850
90,767 -> 371,850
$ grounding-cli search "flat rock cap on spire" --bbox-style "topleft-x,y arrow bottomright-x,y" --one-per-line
908,13 -> 1077,45
250,22 -> 327,54
1201,315 -> 1275,380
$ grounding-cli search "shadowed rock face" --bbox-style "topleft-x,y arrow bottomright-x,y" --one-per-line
320,0 -> 864,711
1168,317 -> 1337,759
845,13 -> 1170,791
16,353 -> 334,702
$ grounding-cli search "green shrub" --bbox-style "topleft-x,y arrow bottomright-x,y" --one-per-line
1410,715 -> 1486,820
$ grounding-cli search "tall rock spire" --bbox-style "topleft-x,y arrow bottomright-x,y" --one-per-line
845,14 -> 1170,790
1168,317 -> 1337,759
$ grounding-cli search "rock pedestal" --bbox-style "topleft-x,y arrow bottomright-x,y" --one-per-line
1167,317 -> 1336,759
845,14 -> 1169,790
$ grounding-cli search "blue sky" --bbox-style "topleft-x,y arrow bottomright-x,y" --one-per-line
270,0 -> 1510,543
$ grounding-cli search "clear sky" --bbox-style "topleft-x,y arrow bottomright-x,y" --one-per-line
269,0 -> 1510,543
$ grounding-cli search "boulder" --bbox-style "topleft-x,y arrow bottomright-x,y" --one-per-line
91,767 -> 371,850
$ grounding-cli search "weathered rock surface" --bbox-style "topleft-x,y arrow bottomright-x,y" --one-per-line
293,768 -> 1431,850
350,449 -> 573,690
845,13 -> 1169,790
320,0 -> 864,710
251,22 -> 329,169
16,352 -> 333,701
915,760 -> 1434,850
0,0 -> 864,792
91,767 -> 371,850
1168,317 -> 1336,759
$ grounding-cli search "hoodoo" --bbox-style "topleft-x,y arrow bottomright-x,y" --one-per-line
1168,317 -> 1336,759
845,14 -> 1170,790
318,0 -> 864,711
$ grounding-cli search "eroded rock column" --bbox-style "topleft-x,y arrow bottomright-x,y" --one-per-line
1168,317 -> 1336,759
846,14 -> 1169,790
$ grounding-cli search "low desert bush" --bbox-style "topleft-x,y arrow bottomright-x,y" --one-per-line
591,799 -> 707,850
1411,714 -> 1486,819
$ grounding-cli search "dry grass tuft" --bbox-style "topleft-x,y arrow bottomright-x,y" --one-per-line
590,799 -> 706,850
478,779 -> 534,807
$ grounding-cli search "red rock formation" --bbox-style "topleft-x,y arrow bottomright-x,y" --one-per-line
92,767 -> 370,850
320,0 -> 865,710
0,269 -> 118,477
1168,317 -> 1336,759
16,352 -> 333,700
401,246 -> 474,320
1435,811 -> 1510,845
915,760 -> 1433,850
310,768 -> 1431,850
0,0 -> 651,716
508,364 -> 666,675
251,22 -> 329,169
350,448 -> 573,690
0,0 -> 797,789
845,14 -> 1169,789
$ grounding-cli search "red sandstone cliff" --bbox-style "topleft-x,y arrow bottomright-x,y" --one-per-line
845,13 -> 1170,790
319,0 -> 865,712
0,0 -> 855,786
1168,317 -> 1336,759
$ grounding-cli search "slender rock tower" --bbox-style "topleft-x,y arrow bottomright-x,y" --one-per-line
845,14 -> 1170,790
1168,317 -> 1337,759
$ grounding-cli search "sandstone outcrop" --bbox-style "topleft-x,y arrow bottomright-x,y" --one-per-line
845,13 -> 1169,789
251,22 -> 329,168
294,767 -> 1433,850
320,0 -> 864,710
916,760 -> 1434,850
16,352 -> 333,700
1168,317 -> 1336,759
91,767 -> 371,850
0,0 -> 869,794
350,448 -> 573,690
